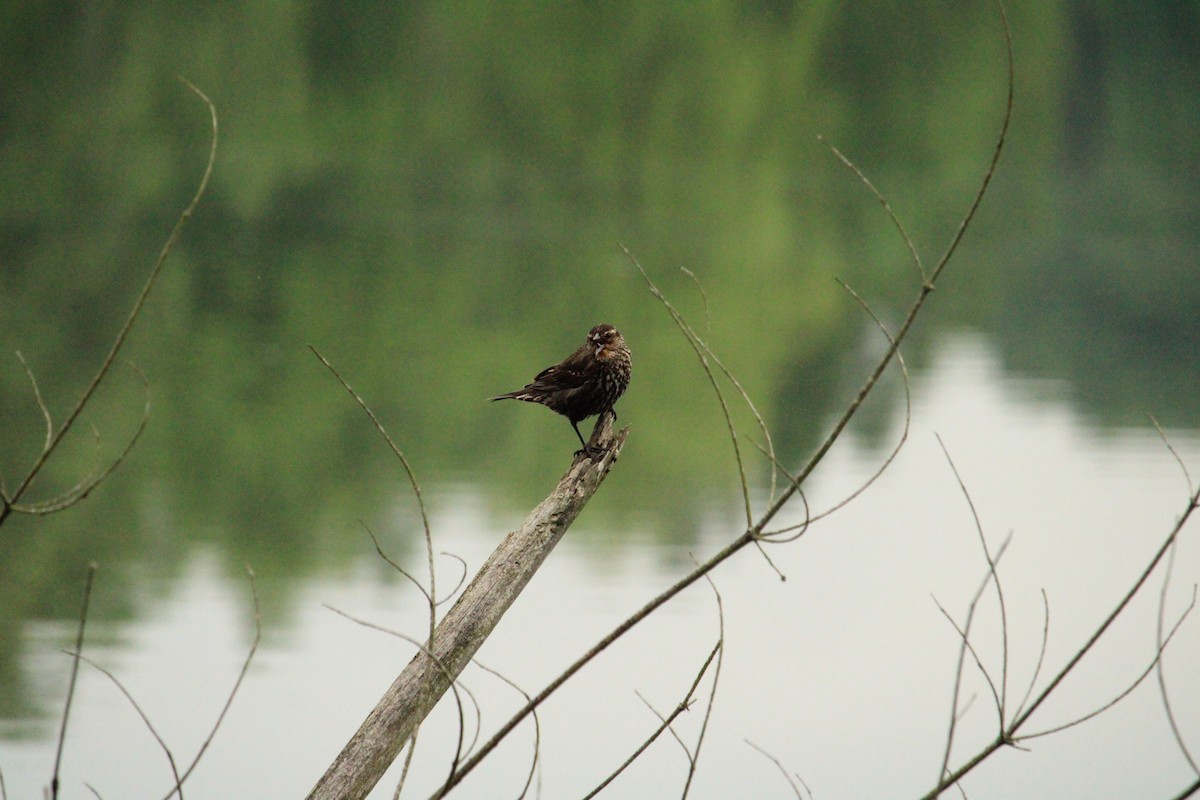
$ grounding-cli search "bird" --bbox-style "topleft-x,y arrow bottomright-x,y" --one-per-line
490,324 -> 631,458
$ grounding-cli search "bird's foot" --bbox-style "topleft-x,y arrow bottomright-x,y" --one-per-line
575,443 -> 609,460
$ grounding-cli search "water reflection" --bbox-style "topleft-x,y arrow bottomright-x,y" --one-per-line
3,333 -> 1198,799
2,2 -> 1199,796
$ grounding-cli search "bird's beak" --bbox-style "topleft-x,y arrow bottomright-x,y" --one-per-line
592,334 -> 604,356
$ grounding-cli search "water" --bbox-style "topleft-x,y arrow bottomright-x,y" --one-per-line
4,333 -> 1197,799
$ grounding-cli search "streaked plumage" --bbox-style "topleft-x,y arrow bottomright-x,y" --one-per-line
490,324 -> 631,457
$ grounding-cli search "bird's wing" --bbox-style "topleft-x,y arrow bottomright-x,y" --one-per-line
527,345 -> 594,391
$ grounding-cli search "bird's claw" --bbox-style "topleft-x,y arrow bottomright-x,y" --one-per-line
575,443 -> 609,460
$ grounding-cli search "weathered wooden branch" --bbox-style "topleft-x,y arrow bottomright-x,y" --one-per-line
306,414 -> 629,800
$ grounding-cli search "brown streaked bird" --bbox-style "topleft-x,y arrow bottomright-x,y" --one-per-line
490,324 -> 631,457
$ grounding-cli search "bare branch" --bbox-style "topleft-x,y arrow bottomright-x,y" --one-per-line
935,536 -> 1013,784
1013,589 -> 1051,722
760,278 -> 915,541
1167,777 -> 1200,800
16,350 -> 54,457
1150,415 -> 1194,499
74,652 -> 183,798
52,564 -> 98,800
1158,568 -> 1199,774
936,435 -> 1010,719
160,566 -> 261,800
436,552 -> 470,607
469,658 -> 542,800
1019,588 -> 1195,741
819,139 -> 927,287
309,346 -> 437,646
681,568 -> 726,799
624,248 -> 755,526
579,641 -> 720,800
744,740 -> 808,800
322,605 -> 477,785
13,364 -> 151,516
0,81 -> 216,527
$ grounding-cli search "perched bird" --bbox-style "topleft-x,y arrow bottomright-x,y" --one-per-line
490,324 -> 631,457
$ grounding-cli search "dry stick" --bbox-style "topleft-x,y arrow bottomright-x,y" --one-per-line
0,79 -> 216,527
744,740 -> 808,800
1157,550 -> 1199,775
626,249 -> 755,527
933,537 -> 1014,784
579,642 -> 721,800
680,265 -> 779,509
935,436 -> 1011,722
1018,588 -> 1194,741
74,653 -> 185,798
306,415 -> 628,800
924,482 -> 1200,799
1151,418 -> 1200,775
158,566 -> 260,800
763,278 -> 915,538
51,563 -> 97,800
1169,776 -> 1200,800
681,569 -> 726,799
1012,589 -> 1051,722
468,658 -> 542,800
309,347 -> 437,646
16,364 -> 152,515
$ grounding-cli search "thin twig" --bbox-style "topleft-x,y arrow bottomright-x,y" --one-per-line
74,652 -> 184,798
819,142 -> 927,286
1013,589 -> 1051,722
1150,417 -> 1199,774
1019,587 -> 1195,740
363,523 -> 433,608
392,734 -> 418,800
929,482 -> 1200,798
935,536 -> 1013,784
470,658 -> 542,800
635,690 -> 691,757
16,350 -> 53,456
0,79 -> 216,527
936,435 -> 1010,720
744,740 -> 807,800
625,250 -> 755,527
1157,567 -> 1199,774
52,564 -> 97,800
681,566 -> 726,799
1150,415 -> 1194,499
764,279 -> 914,536
310,347 -> 436,641
161,566 -> 261,800
13,364 -> 152,516
1168,776 -> 1200,800
437,552 -> 470,607
578,642 -> 721,800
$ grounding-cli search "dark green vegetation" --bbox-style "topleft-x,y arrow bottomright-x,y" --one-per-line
1,2 -> 1197,722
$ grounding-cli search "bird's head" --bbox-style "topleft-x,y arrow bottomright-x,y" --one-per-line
589,324 -> 623,358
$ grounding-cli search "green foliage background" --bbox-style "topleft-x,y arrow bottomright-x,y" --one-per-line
1,1 -> 1197,722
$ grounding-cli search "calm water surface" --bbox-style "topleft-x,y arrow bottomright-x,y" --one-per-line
3,333 -> 1197,799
